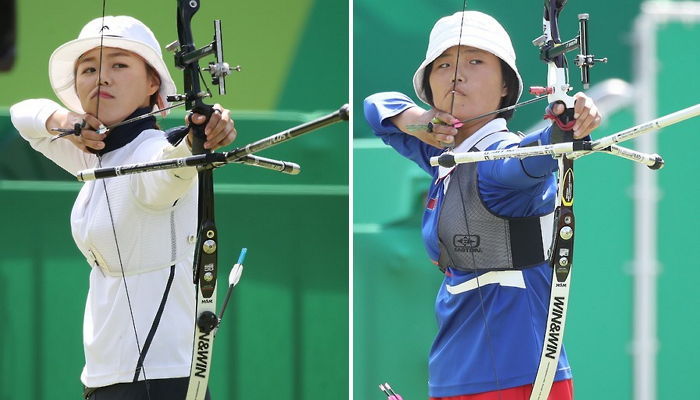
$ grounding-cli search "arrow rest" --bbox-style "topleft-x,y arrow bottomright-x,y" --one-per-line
166,91 -> 211,103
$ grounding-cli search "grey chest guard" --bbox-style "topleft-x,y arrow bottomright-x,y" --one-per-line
437,162 -> 554,272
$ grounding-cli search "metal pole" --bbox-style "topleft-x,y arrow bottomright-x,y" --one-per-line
633,3 -> 700,400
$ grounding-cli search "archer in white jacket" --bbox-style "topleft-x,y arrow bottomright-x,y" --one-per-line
10,15 -> 236,400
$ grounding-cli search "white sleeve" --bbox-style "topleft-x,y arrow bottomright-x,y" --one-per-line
9,99 -> 96,176
132,135 -> 198,209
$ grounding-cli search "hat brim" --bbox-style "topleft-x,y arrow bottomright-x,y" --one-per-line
49,36 -> 177,115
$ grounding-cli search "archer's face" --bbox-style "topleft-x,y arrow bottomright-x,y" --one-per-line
428,46 -> 507,129
75,47 -> 160,127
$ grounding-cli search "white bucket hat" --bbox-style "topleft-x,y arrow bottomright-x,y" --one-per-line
49,15 -> 177,115
412,11 -> 523,106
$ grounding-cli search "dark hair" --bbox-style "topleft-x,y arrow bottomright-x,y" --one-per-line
421,62 -> 435,108
498,59 -> 519,121
421,58 -> 520,121
145,64 -> 162,129
145,63 -> 161,109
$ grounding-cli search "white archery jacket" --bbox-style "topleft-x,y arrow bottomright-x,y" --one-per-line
11,98 -> 200,387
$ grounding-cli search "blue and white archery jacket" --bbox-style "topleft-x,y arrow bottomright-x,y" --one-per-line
364,92 -> 573,397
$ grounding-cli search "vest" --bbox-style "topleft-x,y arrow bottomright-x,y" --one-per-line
437,133 -> 554,271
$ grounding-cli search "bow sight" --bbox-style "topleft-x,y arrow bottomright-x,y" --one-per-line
165,18 -> 240,105
531,12 -> 608,94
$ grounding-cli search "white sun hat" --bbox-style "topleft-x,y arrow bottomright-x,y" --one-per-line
49,15 -> 177,114
412,11 -> 523,106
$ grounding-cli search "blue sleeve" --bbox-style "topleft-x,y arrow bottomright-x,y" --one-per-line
479,126 -> 559,190
363,92 -> 442,174
477,126 -> 559,217
510,125 -> 591,180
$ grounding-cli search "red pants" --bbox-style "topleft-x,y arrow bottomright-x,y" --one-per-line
429,379 -> 574,400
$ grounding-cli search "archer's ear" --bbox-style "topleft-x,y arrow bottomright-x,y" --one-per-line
145,64 -> 162,96
149,75 -> 161,96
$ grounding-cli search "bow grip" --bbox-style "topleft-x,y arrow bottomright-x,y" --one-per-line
187,103 -> 215,154
545,101 -> 576,143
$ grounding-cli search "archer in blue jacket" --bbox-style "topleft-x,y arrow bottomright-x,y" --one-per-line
363,10 -> 601,400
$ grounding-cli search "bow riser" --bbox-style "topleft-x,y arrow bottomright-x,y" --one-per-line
546,65 -> 574,108
542,0 -> 575,111
177,6 -> 205,114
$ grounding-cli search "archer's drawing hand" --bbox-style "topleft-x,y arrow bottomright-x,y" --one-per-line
46,110 -> 106,154
551,92 -> 602,139
390,106 -> 459,148
188,104 -> 237,150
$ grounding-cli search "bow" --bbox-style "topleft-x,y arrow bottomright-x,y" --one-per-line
529,2 -> 585,398
170,2 -> 228,398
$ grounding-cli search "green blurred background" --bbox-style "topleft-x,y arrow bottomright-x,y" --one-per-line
355,1 -> 699,400
0,0 -> 348,399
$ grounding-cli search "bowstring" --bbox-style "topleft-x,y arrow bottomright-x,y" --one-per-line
447,2 -> 467,152
448,2 -> 503,399
94,1 -> 152,398
453,177 -> 503,399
